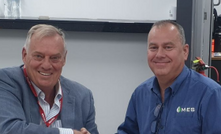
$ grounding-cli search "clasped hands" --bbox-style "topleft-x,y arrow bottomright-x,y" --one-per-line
74,127 -> 91,134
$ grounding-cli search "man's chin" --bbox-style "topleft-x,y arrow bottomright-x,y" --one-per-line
154,71 -> 169,77
36,81 -> 54,88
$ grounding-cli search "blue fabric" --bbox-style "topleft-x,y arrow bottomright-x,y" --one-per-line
117,66 -> 221,134
0,65 -> 99,134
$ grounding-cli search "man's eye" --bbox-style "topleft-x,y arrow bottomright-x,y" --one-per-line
165,46 -> 173,50
149,46 -> 158,50
34,55 -> 43,60
50,56 -> 61,62
36,55 -> 42,58
51,56 -> 58,60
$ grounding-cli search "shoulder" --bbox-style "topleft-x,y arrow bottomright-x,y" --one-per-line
60,76 -> 93,96
0,66 -> 23,77
188,69 -> 221,97
0,65 -> 28,101
132,76 -> 155,95
0,65 -> 25,86
190,69 -> 221,89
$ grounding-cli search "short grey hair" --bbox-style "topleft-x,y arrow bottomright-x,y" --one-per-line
150,20 -> 186,45
24,24 -> 66,52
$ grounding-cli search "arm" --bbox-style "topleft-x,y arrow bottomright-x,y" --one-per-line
117,93 -> 139,134
58,127 -> 91,134
84,91 -> 99,134
59,77 -> 99,134
201,87 -> 221,134
0,86 -> 59,134
0,70 -> 59,134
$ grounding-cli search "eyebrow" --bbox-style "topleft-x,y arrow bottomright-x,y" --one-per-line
163,42 -> 175,46
32,51 -> 62,56
148,42 -> 157,46
32,51 -> 43,55
148,41 -> 175,46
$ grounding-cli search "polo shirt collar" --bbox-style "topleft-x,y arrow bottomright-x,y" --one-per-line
170,65 -> 189,95
151,65 -> 189,96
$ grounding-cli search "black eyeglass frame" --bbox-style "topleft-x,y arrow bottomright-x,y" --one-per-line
151,103 -> 164,134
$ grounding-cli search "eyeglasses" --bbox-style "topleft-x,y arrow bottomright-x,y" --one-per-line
151,103 -> 163,134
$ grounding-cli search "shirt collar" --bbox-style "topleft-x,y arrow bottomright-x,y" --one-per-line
169,65 -> 189,95
151,65 -> 189,96
31,81 -> 62,100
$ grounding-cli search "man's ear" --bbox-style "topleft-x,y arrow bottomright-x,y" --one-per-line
22,47 -> 27,63
63,50 -> 67,66
183,44 -> 189,61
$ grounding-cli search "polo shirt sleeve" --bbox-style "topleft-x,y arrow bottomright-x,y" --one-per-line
201,87 -> 221,133
117,93 -> 139,134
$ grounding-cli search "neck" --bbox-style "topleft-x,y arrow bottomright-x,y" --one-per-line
43,88 -> 56,108
157,76 -> 175,102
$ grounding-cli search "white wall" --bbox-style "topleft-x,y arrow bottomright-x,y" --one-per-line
0,29 -> 153,134
0,0 -> 177,21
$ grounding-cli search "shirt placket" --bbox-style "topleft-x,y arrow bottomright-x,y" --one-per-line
157,87 -> 172,134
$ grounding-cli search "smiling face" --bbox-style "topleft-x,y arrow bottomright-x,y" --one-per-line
22,34 -> 67,91
147,23 -> 189,80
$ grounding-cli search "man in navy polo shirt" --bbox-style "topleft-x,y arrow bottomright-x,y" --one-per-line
117,20 -> 221,134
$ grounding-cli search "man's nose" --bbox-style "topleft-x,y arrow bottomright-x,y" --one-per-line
156,47 -> 166,57
41,58 -> 52,70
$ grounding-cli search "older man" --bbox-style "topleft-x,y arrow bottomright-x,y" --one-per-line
0,24 -> 98,134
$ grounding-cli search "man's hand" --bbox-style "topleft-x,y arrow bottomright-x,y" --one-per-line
74,127 -> 91,134
80,128 -> 90,134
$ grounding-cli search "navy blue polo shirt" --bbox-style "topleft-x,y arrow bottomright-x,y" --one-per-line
118,66 -> 221,134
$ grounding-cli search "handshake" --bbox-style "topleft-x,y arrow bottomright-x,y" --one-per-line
74,128 -> 91,134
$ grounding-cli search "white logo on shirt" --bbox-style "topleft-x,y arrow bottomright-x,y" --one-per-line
177,106 -> 195,113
